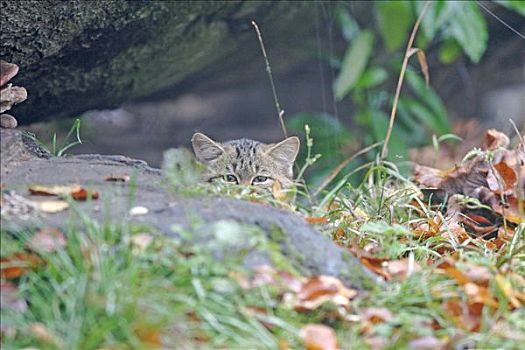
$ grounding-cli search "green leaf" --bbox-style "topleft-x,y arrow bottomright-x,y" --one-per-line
417,1 -> 451,40
495,0 -> 525,16
438,39 -> 462,64
404,97 -> 448,135
354,67 -> 388,90
376,1 -> 413,52
446,2 -> 488,62
333,30 -> 374,100
336,6 -> 360,41
405,71 -> 450,134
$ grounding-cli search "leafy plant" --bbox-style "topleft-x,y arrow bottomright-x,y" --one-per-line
26,118 -> 83,157
289,1 -> 524,192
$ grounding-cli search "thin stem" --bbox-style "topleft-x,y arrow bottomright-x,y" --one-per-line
381,1 -> 431,160
251,21 -> 288,138
314,141 -> 382,196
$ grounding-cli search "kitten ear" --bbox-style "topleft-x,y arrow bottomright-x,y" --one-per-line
191,133 -> 225,162
265,136 -> 300,164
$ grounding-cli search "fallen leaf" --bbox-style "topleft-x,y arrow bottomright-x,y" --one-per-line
29,185 -> 82,196
413,165 -> 445,188
294,275 -> 357,311
250,265 -> 280,287
463,265 -> 491,286
1,253 -> 42,279
495,274 -> 521,309
386,258 -> 421,279
416,49 -> 429,86
29,323 -> 63,347
0,281 -> 27,312
360,258 -> 390,280
27,228 -> 67,253
442,300 -> 480,331
29,185 -> 99,201
443,267 -> 470,285
300,324 -> 339,350
493,162 -> 518,191
409,335 -> 446,350
105,175 -> 130,182
71,188 -> 99,201
37,200 -> 69,213
483,129 -> 509,150
360,307 -> 393,324
464,282 -> 498,308
305,216 -> 329,225
493,196 -> 525,224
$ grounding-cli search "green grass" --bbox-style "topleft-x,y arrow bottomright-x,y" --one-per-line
1,216 -> 306,349
25,118 -> 83,157
2,147 -> 524,349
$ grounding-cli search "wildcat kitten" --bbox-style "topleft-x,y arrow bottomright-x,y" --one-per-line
191,133 -> 300,188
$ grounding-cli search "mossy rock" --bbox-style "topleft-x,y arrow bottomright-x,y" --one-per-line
1,1 -> 313,124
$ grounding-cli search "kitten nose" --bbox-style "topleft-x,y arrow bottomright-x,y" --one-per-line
240,178 -> 251,186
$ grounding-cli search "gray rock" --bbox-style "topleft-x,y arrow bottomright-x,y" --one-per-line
0,129 -> 380,289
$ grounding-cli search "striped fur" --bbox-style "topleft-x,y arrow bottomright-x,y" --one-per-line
191,133 -> 300,188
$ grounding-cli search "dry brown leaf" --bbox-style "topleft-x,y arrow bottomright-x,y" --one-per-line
442,300 -> 480,332
463,265 -> 491,286
105,175 -> 130,182
29,185 -> 82,196
443,267 -> 470,285
483,129 -> 509,150
494,162 -> 518,191
293,275 -> 357,311
386,258 -> 421,279
413,165 -> 445,188
71,188 -> 99,201
495,274 -> 522,309
416,49 -> 429,86
27,228 -> 67,253
37,200 -> 69,213
29,185 -> 99,201
360,307 -> 393,324
464,282 -> 498,308
1,253 -> 42,279
493,196 -> 525,224
29,323 -> 63,347
250,265 -> 279,287
300,324 -> 339,350
360,258 -> 391,280
305,216 -> 329,225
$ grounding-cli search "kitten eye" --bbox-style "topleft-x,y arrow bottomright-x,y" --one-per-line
252,175 -> 269,184
223,174 -> 238,183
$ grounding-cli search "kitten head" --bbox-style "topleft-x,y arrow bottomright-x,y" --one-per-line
191,132 -> 300,188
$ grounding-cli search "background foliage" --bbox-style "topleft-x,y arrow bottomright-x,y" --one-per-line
287,0 -> 525,188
